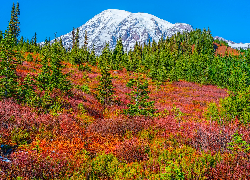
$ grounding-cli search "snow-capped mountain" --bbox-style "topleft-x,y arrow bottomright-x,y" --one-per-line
53,9 -> 193,54
214,36 -> 250,50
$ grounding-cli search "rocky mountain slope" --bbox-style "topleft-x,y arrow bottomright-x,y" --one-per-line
50,9 -> 249,54
214,36 -> 250,50
53,9 -> 193,54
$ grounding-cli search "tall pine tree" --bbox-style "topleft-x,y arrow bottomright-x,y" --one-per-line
112,37 -> 124,70
7,2 -> 20,43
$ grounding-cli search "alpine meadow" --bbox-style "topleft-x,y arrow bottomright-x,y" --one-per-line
0,2 -> 250,179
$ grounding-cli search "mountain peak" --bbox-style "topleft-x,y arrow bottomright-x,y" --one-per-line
54,9 -> 193,54
102,9 -> 131,14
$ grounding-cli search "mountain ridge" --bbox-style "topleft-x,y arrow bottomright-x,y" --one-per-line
49,9 -> 249,54
214,36 -> 250,50
51,9 -> 193,54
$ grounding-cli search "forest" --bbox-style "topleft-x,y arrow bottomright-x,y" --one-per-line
0,2 -> 250,179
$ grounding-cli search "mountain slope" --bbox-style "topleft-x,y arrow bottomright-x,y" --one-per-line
55,9 -> 193,54
214,36 -> 250,50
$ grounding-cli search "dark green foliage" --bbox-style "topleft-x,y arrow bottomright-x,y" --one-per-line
98,43 -> 112,68
214,39 -> 229,46
37,41 -> 71,93
207,55 -> 250,92
112,37 -> 124,70
96,65 -> 115,109
70,29 -> 90,68
75,28 -> 80,49
88,46 -> 96,66
109,28 -> 249,94
0,33 -> 22,98
84,30 -> 88,48
17,74 -> 37,105
7,2 -> 20,43
94,44 -> 115,109
123,74 -> 156,117
205,87 -> 250,125
72,27 -> 76,49
32,32 -> 37,46
126,42 -> 143,71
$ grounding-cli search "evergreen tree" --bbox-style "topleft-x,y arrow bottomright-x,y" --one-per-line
37,41 -> 71,93
123,74 -> 156,117
18,36 -> 24,47
112,37 -> 124,70
127,42 -> 142,71
95,43 -> 115,109
7,2 -> 20,43
33,32 -> 37,46
96,66 -> 115,109
75,28 -> 80,49
72,27 -> 76,49
82,31 -> 89,63
89,45 -> 96,66
98,43 -> 112,68
0,32 -> 21,98
84,30 -> 88,48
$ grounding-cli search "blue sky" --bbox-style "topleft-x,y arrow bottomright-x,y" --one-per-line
1,0 -> 249,43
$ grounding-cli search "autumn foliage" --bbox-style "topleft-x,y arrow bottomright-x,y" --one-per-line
0,19 -> 250,179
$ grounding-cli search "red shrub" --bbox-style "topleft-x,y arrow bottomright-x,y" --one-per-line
0,150 -> 71,179
208,153 -> 250,179
87,117 -> 154,137
115,137 -> 149,163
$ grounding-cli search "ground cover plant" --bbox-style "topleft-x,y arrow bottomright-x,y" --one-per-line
0,3 -> 250,179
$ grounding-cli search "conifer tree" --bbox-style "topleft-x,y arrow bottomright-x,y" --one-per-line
95,48 -> 114,108
89,45 -> 96,66
112,37 -> 124,70
7,2 -> 20,43
127,42 -> 142,71
123,74 -> 156,117
84,30 -> 88,48
37,41 -> 71,93
33,32 -> 37,46
19,36 -> 24,46
75,28 -> 80,49
72,27 -> 76,49
0,32 -> 21,98
96,65 -> 115,109
98,43 -> 112,68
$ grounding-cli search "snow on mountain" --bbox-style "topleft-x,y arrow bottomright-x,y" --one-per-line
53,9 -> 193,54
214,36 -> 250,50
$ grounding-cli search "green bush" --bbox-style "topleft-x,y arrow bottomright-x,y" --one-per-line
227,132 -> 250,153
123,74 -> 156,117
205,87 -> 250,125
11,128 -> 31,145
88,153 -> 119,179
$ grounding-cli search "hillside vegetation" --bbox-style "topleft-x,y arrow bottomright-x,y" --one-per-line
0,3 -> 250,179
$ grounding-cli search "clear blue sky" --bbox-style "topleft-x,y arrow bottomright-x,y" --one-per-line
1,0 -> 249,43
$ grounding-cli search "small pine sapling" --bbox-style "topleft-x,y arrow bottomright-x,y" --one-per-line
123,74 -> 156,117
